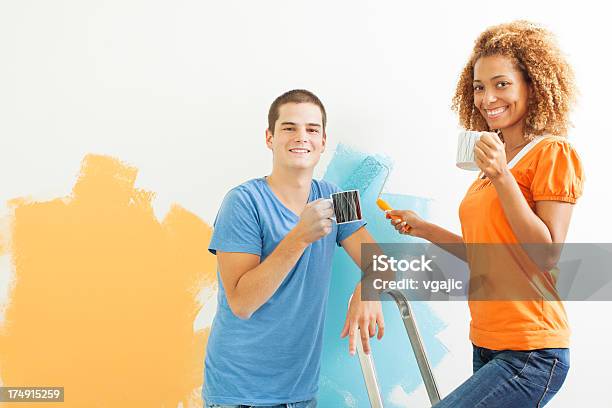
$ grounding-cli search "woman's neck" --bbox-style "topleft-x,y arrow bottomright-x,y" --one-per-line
498,120 -> 532,163
500,121 -> 529,152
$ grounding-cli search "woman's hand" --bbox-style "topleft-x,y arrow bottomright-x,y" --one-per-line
385,209 -> 428,238
474,132 -> 510,180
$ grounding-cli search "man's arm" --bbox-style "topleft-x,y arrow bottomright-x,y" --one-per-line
338,226 -> 385,355
218,229 -> 307,319
218,199 -> 333,320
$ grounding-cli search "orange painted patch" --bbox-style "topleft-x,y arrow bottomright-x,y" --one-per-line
0,155 -> 216,407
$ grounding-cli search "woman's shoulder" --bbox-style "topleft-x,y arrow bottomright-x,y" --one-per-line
523,135 -> 580,166
528,135 -> 584,202
533,135 -> 576,153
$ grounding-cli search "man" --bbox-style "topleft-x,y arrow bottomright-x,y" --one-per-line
204,89 -> 384,407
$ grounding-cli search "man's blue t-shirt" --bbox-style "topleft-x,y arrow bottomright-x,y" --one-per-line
204,177 -> 366,406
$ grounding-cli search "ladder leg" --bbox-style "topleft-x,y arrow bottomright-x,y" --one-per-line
350,290 -> 442,407
386,289 -> 441,405
356,335 -> 385,408
349,295 -> 385,407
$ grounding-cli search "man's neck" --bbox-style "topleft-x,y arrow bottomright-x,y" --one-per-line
266,167 -> 314,214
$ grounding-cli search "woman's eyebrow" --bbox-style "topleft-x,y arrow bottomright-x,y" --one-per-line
474,74 -> 510,82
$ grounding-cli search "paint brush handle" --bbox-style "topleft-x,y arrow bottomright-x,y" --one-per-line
376,198 -> 412,232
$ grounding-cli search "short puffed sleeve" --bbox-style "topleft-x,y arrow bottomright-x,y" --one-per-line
531,139 -> 584,203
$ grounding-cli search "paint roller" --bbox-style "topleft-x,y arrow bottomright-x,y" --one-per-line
342,156 -> 410,232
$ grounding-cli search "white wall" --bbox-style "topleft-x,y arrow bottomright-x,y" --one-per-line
1,0 -> 610,406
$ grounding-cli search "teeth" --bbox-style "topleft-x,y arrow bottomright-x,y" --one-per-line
487,107 -> 507,116
290,149 -> 309,153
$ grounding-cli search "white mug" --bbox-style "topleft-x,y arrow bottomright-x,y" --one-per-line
456,130 -> 483,171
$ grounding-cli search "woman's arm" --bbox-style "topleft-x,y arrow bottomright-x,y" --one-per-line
492,174 -> 574,244
493,173 -> 574,269
386,210 -> 467,261
475,133 -> 575,269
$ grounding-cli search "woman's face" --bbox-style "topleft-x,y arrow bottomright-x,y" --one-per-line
473,55 -> 531,132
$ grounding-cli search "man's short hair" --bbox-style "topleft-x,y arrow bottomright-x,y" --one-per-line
268,89 -> 327,134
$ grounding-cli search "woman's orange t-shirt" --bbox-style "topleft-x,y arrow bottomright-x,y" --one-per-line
458,136 -> 584,350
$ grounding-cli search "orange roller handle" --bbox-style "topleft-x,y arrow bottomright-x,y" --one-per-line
376,198 -> 401,221
377,198 -> 411,232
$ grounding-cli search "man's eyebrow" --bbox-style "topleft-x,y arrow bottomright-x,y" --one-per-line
279,122 -> 322,127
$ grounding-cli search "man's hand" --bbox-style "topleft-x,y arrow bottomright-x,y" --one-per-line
293,199 -> 334,244
340,284 -> 385,356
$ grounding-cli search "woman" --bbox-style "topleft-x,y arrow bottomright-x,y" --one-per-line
387,21 -> 583,407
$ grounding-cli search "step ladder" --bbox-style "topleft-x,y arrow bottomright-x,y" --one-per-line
354,289 -> 441,407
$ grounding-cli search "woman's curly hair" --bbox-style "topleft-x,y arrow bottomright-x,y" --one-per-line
452,20 -> 577,137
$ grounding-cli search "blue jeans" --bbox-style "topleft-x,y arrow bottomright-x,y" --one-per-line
434,345 -> 569,407
205,399 -> 316,408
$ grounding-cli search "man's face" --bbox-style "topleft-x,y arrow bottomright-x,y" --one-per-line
266,102 -> 326,171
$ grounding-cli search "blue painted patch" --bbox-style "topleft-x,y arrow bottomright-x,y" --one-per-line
320,144 -> 447,406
